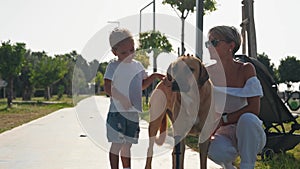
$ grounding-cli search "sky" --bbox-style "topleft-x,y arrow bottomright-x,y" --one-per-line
0,0 -> 299,69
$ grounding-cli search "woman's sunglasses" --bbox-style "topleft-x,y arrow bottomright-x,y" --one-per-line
205,39 -> 227,48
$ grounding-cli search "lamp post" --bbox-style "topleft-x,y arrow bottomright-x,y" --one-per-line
139,0 -> 156,34
107,21 -> 120,28
196,0 -> 204,60
139,0 -> 156,74
139,1 -> 156,103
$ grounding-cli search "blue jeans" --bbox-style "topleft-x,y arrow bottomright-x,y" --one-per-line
106,112 -> 140,144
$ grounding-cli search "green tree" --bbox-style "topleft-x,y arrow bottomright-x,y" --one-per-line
138,31 -> 172,103
162,0 -> 217,55
257,52 -> 279,82
75,55 -> 92,82
72,65 -> 87,96
57,85 -> 65,100
98,62 -> 108,75
138,31 -> 173,72
19,49 -> 35,100
93,71 -> 104,94
62,51 -> 77,97
278,56 -> 300,85
135,50 -> 150,69
30,52 -> 68,100
89,59 -> 100,82
0,41 -> 26,107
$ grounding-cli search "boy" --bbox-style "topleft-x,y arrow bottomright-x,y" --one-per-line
104,28 -> 164,169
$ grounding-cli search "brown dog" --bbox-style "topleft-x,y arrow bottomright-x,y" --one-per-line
145,55 -> 213,169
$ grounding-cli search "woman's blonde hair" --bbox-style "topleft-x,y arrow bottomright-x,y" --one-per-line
208,26 -> 241,54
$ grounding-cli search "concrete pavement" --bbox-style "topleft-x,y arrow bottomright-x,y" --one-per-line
0,96 -> 222,169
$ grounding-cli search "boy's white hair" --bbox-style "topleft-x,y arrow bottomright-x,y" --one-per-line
109,28 -> 133,49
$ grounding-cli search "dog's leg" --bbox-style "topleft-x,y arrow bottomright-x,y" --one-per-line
199,139 -> 210,169
172,136 -> 185,169
145,88 -> 168,169
145,115 -> 165,169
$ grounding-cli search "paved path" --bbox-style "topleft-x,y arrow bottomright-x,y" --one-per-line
0,96 -> 222,169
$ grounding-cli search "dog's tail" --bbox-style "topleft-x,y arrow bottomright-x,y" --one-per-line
155,113 -> 167,145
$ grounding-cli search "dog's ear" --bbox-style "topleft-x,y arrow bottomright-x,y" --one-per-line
198,61 -> 209,86
166,63 -> 173,81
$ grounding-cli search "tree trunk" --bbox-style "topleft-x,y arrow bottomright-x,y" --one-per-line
153,56 -> 158,73
181,17 -> 185,56
153,49 -> 159,73
44,86 -> 51,100
22,86 -> 32,101
7,78 -> 13,108
151,52 -> 159,97
66,80 -> 72,97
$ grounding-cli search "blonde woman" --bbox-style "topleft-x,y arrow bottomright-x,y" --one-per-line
206,26 -> 266,169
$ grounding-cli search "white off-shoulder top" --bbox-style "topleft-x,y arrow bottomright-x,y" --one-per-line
214,76 -> 263,113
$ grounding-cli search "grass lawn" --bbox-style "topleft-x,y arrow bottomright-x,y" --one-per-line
0,95 -> 79,133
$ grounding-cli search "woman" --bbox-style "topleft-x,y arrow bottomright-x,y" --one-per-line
206,26 -> 266,169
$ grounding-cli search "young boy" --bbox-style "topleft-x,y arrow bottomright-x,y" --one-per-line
104,28 -> 164,169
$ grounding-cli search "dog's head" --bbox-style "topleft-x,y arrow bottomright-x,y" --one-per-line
167,54 -> 209,92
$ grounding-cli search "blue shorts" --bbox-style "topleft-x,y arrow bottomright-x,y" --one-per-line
106,112 -> 140,144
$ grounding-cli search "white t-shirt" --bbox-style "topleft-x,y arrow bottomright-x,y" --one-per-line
104,59 -> 147,112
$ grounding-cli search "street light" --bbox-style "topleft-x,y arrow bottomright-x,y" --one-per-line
139,1 -> 156,103
139,0 -> 156,34
107,21 -> 120,28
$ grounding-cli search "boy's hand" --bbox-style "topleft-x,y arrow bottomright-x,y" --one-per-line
153,73 -> 165,80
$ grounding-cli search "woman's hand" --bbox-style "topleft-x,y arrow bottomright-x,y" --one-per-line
210,115 -> 223,140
